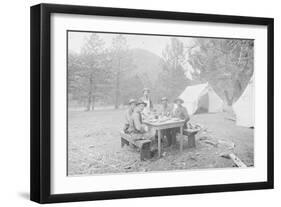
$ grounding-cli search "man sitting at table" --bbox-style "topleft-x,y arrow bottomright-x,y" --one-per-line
127,100 -> 154,141
123,98 -> 136,133
159,97 -> 172,117
170,98 -> 190,145
159,97 -> 173,146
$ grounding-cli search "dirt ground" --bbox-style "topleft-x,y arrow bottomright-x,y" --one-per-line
67,109 -> 254,176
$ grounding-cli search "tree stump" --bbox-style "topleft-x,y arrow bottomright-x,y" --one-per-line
184,130 -> 199,148
187,134 -> 196,148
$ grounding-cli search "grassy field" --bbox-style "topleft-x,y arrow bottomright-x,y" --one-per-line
67,109 -> 254,176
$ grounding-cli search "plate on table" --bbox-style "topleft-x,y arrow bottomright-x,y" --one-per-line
158,117 -> 170,122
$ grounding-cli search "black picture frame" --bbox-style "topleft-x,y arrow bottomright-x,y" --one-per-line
30,3 -> 274,204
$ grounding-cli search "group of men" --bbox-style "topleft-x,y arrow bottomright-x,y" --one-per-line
123,88 -> 190,148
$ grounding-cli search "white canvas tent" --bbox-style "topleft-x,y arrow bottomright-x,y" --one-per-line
232,79 -> 254,127
179,83 -> 224,115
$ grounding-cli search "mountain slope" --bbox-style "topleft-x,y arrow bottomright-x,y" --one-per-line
129,48 -> 164,84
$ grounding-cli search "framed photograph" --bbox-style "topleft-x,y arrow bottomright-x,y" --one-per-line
30,3 -> 274,203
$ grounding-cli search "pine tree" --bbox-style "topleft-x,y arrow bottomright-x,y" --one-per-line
157,38 -> 190,101
187,38 -> 254,104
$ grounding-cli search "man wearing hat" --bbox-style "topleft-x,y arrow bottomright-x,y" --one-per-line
127,100 -> 157,157
159,97 -> 172,117
170,97 -> 190,145
128,100 -> 156,141
127,100 -> 148,135
139,87 -> 153,116
123,99 -> 136,133
172,98 -> 190,122
159,97 -> 173,146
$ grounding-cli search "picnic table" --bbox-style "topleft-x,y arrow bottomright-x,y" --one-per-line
143,118 -> 186,157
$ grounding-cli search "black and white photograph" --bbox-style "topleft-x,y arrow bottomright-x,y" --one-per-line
67,31 -> 254,176
0,0 -> 278,205
28,2 -> 274,204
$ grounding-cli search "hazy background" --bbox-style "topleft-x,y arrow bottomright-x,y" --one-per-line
68,32 -> 254,111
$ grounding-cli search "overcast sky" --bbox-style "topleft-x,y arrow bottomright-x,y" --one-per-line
68,31 -> 194,57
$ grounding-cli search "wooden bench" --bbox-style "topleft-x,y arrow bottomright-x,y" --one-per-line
120,132 -> 151,161
176,129 -> 200,149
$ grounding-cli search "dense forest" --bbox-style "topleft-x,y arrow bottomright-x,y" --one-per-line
68,33 -> 253,111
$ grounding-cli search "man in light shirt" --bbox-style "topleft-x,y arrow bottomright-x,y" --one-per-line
139,88 -> 153,117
